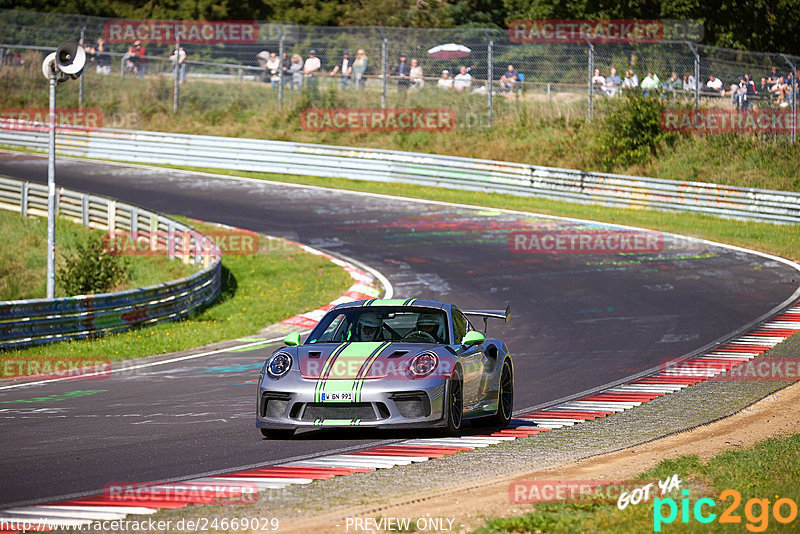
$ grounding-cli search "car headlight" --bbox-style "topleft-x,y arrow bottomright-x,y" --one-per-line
266,352 -> 292,379
409,352 -> 438,379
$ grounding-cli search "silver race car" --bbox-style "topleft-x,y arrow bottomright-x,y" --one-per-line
256,299 -> 512,438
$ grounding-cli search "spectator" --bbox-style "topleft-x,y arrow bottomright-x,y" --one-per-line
352,49 -> 368,89
767,66 -> 781,88
731,82 -> 747,110
591,68 -> 605,93
263,52 -> 280,88
129,40 -> 147,79
640,71 -> 660,97
289,53 -> 304,91
499,64 -> 519,93
303,49 -> 321,93
665,71 -> 682,91
786,71 -> 797,104
683,74 -> 696,92
85,38 -> 111,75
453,65 -> 472,91
770,76 -> 788,105
437,69 -> 453,89
604,67 -> 621,96
281,52 -> 291,87
409,58 -> 424,88
389,53 -> 411,90
622,69 -> 638,89
329,49 -> 352,89
170,45 -> 188,84
705,74 -> 723,95
760,76 -> 769,94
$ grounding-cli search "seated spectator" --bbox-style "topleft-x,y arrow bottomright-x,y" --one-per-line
437,70 -> 453,89
665,71 -> 682,91
622,69 -> 638,89
683,74 -> 696,92
499,64 -> 519,93
591,68 -> 605,93
604,67 -> 621,96
352,49 -> 368,89
760,76 -> 769,94
265,52 -> 280,88
453,65 -> 472,91
770,76 -> 790,106
767,66 -> 781,88
731,83 -> 748,110
704,74 -> 723,95
640,71 -> 660,97
409,58 -> 424,88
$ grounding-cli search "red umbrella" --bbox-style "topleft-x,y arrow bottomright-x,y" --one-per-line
427,43 -> 471,59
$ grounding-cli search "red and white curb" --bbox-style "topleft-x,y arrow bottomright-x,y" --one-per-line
2,303 -> 798,531
277,245 -> 383,330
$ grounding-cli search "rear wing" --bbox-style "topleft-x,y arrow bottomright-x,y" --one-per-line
464,306 -> 511,332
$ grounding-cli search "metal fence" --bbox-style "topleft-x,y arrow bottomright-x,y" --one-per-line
0,175 -> 222,350
1,122 -> 797,224
1,9 -> 798,137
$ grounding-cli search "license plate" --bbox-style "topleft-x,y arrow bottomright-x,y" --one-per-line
321,392 -> 353,401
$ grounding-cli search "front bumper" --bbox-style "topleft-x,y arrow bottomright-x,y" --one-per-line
256,374 -> 447,429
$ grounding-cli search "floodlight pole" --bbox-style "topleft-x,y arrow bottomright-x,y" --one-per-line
47,71 -> 57,299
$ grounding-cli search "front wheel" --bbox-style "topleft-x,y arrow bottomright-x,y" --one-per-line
487,360 -> 513,427
442,368 -> 463,436
260,428 -> 294,439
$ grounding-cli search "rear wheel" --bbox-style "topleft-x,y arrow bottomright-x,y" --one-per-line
443,368 -> 463,436
487,360 -> 513,427
260,428 -> 294,439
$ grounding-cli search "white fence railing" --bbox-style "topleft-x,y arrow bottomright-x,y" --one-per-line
1,121 -> 797,224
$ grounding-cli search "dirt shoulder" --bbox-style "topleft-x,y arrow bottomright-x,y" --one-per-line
280,379 -> 800,533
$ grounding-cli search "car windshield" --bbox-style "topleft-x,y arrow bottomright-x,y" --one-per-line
306,307 -> 449,344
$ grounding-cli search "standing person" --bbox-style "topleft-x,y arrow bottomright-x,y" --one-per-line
289,53 -> 304,91
604,67 -> 621,96
389,53 -> 411,90
453,65 -> 472,91
352,49 -> 368,89
94,38 -> 111,75
303,49 -> 321,95
281,52 -> 292,88
130,40 -> 147,79
265,52 -> 281,88
409,58 -> 424,88
170,45 -> 187,84
329,49 -> 352,89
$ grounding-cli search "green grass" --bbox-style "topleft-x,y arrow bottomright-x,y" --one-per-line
3,56 -> 800,192
0,209 -> 195,300
2,222 -> 352,362
477,433 -> 800,533
159,166 -> 799,263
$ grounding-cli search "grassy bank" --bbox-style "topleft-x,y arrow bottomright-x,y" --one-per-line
2,220 -> 352,362
478,433 -> 800,533
0,209 -> 194,301
2,56 -> 800,193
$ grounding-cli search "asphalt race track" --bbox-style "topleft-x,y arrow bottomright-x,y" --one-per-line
1,151 -> 798,507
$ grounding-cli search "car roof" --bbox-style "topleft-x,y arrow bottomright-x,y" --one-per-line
332,299 -> 450,313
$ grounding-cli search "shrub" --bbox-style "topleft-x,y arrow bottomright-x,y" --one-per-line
58,233 -> 129,296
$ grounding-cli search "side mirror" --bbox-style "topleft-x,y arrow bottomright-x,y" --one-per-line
461,330 -> 485,347
283,332 -> 301,347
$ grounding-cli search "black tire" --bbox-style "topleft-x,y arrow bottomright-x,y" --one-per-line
487,359 -> 513,428
260,428 -> 294,439
442,368 -> 463,436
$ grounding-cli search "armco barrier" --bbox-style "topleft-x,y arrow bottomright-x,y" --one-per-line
1,121 -> 798,224
0,176 -> 221,350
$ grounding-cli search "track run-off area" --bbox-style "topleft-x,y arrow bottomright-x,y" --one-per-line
0,150 -> 798,512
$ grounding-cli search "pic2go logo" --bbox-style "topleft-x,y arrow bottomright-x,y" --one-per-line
654,489 -> 798,532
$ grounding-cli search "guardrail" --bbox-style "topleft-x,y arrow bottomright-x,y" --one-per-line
0,121 -> 798,224
0,176 -> 221,350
